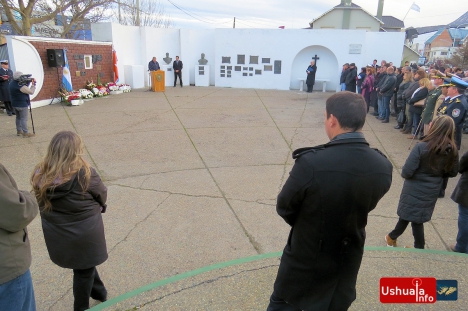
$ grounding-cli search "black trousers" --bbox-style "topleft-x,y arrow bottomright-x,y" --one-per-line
73,267 -> 107,311
4,101 -> 14,115
267,293 -> 301,311
389,218 -> 425,249
174,71 -> 182,86
306,83 -> 313,92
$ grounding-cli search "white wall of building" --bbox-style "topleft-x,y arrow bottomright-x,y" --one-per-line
312,9 -> 380,32
90,23 -> 404,91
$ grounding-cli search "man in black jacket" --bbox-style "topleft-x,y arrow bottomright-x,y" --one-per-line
345,63 -> 357,92
340,63 -> 349,91
173,56 -> 183,87
375,65 -> 388,120
267,92 -> 393,311
379,67 -> 397,123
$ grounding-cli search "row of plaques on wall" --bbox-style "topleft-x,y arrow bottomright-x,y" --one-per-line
221,55 -> 272,65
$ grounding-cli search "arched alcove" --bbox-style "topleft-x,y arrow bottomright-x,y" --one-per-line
290,45 -> 339,91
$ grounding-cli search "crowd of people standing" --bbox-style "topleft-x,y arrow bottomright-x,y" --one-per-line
340,59 -> 468,250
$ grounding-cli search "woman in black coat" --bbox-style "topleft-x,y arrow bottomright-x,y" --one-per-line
305,61 -> 317,93
386,116 -> 459,248
451,150 -> 468,253
392,68 -> 404,115
31,131 -> 108,311
407,78 -> 430,139
394,71 -> 413,129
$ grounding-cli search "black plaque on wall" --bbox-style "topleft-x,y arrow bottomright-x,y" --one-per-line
237,55 -> 245,64
222,57 -> 231,63
274,60 -> 282,74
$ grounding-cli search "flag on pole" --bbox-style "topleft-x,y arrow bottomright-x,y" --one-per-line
62,49 -> 73,91
113,49 -> 119,83
410,2 -> 420,12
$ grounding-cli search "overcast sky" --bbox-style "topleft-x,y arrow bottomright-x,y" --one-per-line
162,0 -> 468,30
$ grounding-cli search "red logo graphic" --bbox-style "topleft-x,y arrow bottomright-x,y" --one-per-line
380,277 -> 436,303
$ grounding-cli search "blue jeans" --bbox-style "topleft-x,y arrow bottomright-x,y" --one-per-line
341,83 -> 346,91
0,270 -> 36,311
382,95 -> 392,121
412,112 -> 421,136
455,204 -> 468,253
13,107 -> 29,133
357,85 -> 362,94
378,96 -> 384,118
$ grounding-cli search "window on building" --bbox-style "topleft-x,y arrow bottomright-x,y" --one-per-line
84,55 -> 93,69
441,52 -> 448,55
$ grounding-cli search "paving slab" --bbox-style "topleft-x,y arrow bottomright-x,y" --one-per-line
1,87 -> 468,311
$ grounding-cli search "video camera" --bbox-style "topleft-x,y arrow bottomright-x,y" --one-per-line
18,74 -> 35,86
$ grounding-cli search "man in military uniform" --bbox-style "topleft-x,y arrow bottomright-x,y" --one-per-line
0,60 -> 13,116
421,71 -> 445,134
436,76 -> 468,150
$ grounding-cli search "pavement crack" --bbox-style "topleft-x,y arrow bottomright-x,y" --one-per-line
126,264 -> 278,310
108,193 -> 171,254
110,183 -> 223,200
47,287 -> 73,311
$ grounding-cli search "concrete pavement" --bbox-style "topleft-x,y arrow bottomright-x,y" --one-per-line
0,87 -> 467,311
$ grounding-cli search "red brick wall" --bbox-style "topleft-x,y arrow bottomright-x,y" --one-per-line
431,29 -> 453,48
28,41 -> 113,101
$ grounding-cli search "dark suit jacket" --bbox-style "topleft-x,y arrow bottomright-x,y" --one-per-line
173,60 -> 183,71
273,133 -> 393,310
452,150 -> 468,207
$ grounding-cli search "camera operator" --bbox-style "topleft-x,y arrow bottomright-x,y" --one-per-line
0,60 -> 14,116
9,72 -> 36,138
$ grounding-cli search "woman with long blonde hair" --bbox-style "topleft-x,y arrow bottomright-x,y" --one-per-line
31,131 -> 108,311
385,116 -> 459,248
407,77 -> 431,139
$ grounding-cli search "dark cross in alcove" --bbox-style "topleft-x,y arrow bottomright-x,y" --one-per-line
312,54 -> 320,64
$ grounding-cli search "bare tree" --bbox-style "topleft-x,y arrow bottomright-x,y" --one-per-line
113,0 -> 173,28
0,0 -> 113,37
446,39 -> 468,69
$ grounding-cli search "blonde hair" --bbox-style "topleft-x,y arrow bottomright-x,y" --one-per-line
403,71 -> 414,83
422,116 -> 458,173
31,131 -> 91,211
419,78 -> 431,88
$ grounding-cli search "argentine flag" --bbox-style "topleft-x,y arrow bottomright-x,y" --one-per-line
62,49 -> 73,91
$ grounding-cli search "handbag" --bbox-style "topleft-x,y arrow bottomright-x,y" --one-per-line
413,99 -> 425,107
397,110 -> 405,124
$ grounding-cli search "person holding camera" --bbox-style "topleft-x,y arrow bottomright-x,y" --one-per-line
9,72 -> 36,137
0,60 -> 14,116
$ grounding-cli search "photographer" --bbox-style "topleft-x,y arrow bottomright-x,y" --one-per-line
9,72 -> 36,138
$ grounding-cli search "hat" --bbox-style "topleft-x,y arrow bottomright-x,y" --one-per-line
441,78 -> 452,87
13,71 -> 23,80
449,76 -> 468,89
0,60 -> 8,64
430,71 -> 446,79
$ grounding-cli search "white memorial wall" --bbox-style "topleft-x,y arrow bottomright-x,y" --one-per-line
92,23 -> 407,91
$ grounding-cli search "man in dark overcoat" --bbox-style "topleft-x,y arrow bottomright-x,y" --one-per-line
305,61 -> 317,93
345,63 -> 357,92
0,60 -> 13,116
267,92 -> 393,311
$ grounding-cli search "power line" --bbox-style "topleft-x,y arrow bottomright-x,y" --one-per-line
165,0 -> 229,24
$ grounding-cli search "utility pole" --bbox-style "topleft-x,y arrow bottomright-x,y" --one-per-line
136,0 -> 140,26
233,17 -> 235,28
118,0 -> 121,24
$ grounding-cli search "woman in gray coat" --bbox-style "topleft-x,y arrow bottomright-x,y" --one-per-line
31,131 -> 108,311
386,116 -> 459,248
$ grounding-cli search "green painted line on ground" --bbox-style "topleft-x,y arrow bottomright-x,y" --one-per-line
89,247 -> 468,310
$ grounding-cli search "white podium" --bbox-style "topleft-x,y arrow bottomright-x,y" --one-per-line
162,65 -> 174,87
195,65 -> 209,86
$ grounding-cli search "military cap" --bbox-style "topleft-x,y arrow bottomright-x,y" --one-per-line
0,60 -> 8,64
430,70 -> 445,79
441,78 -> 452,87
445,76 -> 468,89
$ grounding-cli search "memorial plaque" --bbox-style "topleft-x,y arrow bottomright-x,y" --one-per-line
81,71 -> 86,76
249,67 -> 253,71
235,66 -> 241,71
75,71 -> 81,76
199,66 -> 204,70
237,55 -> 245,64
227,66 -> 232,70
221,66 -> 225,69
79,55 -> 84,60
199,71 -> 204,75
77,62 -> 84,69
92,55 -> 98,64
222,57 -> 231,63
243,73 -> 248,76
249,73 -> 253,76
99,72 -> 104,77
73,55 -> 79,60
274,60 -> 282,74
262,58 -> 270,63
221,70 -> 225,73
264,65 -> 273,71
167,68 -> 172,71
221,74 -> 225,77
349,44 -> 362,54
255,70 -> 261,75
227,70 -> 231,74
227,74 -> 231,78
97,65 -> 102,70
250,56 -> 259,64
243,67 -> 248,70
97,55 -> 102,61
